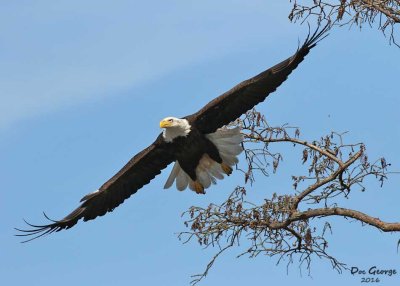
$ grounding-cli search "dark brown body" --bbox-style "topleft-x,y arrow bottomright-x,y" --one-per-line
171,128 -> 222,180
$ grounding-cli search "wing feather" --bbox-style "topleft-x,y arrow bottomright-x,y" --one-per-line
187,25 -> 329,134
16,134 -> 176,242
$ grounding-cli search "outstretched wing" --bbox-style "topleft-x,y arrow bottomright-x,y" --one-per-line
16,134 -> 176,242
188,25 -> 329,134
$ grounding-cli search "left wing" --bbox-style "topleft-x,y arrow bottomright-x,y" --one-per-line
16,134 -> 176,242
187,25 -> 329,134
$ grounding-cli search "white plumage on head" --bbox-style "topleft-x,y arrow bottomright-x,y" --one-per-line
161,117 -> 191,142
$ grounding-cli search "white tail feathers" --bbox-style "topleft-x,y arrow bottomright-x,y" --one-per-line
163,161 -> 181,189
163,127 -> 243,192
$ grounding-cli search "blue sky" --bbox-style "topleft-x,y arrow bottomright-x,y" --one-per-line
1,1 -> 400,285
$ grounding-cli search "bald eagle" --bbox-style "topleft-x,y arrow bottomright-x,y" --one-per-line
16,27 -> 328,242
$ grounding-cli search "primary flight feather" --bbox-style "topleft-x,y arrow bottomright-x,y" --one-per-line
16,26 -> 329,242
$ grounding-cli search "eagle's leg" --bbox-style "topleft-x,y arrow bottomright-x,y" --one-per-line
193,181 -> 205,194
221,163 -> 233,176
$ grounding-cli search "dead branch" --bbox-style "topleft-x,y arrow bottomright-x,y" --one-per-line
288,0 -> 400,46
179,109 -> 399,285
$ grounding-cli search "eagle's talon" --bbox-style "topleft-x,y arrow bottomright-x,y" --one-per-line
193,181 -> 205,194
221,163 -> 233,176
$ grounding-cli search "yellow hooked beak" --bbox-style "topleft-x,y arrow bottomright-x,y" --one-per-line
159,119 -> 172,128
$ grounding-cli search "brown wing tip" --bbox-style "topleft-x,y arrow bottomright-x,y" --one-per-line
15,205 -> 87,242
301,22 -> 331,51
15,212 -> 74,243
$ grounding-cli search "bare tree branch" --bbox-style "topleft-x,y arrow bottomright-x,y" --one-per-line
288,0 -> 400,46
179,109 -> 399,285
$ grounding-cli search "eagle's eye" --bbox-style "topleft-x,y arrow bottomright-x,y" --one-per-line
168,119 -> 173,122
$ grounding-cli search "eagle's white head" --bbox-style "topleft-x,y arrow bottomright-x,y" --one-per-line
160,117 -> 191,142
